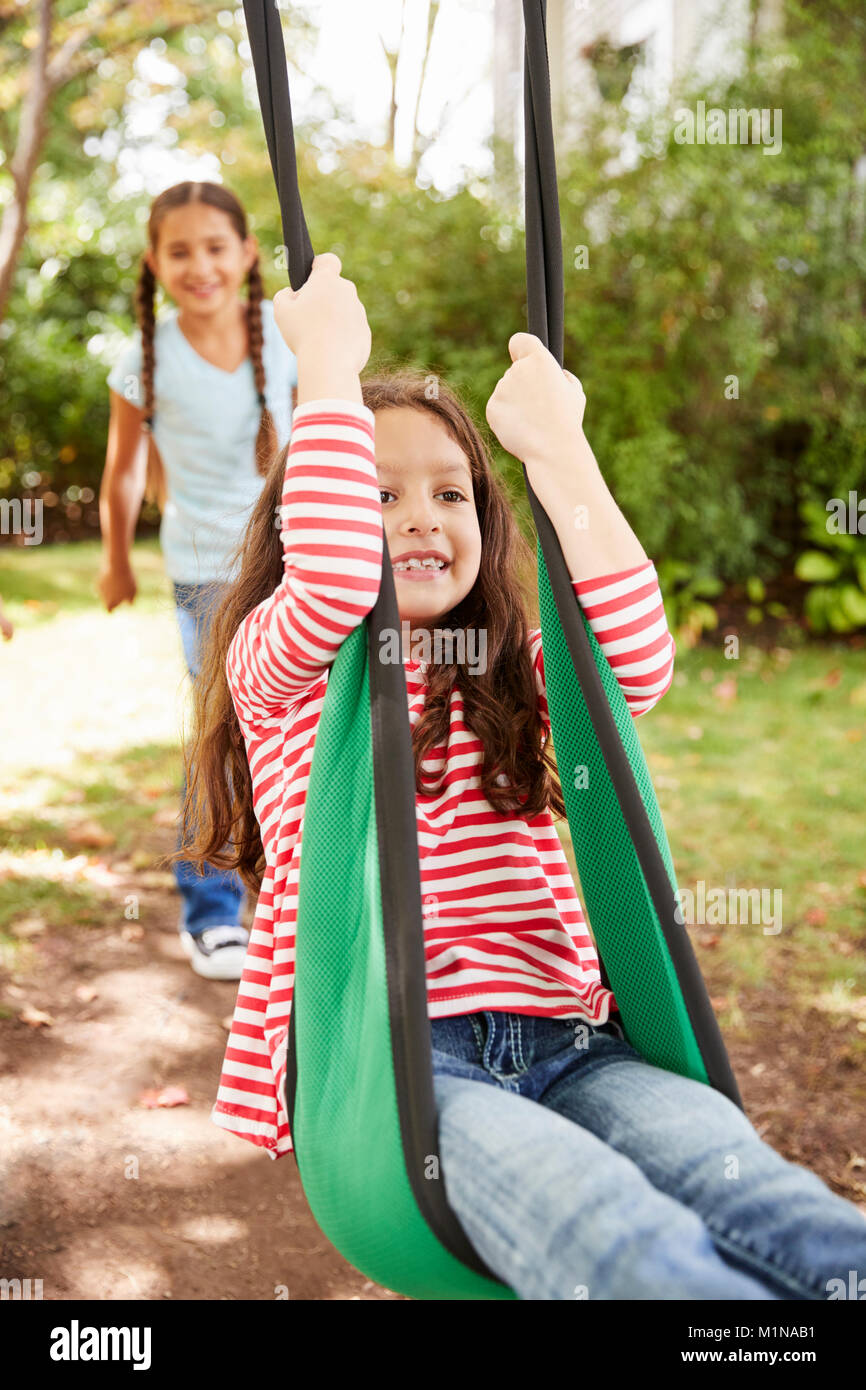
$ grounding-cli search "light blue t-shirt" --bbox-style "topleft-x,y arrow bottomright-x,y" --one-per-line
107,299 -> 298,584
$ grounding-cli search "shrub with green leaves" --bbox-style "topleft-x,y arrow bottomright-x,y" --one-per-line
794,497 -> 866,633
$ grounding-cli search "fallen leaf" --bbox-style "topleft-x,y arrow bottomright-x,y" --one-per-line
77,859 -> 122,888
67,820 -> 116,849
712,678 -> 738,703
11,916 -> 47,937
823,667 -> 843,688
152,808 -> 179,828
710,995 -> 730,1010
845,728 -> 863,741
136,871 -> 175,889
804,908 -> 827,926
74,985 -> 99,1003
139,1085 -> 190,1109
122,924 -> 145,942
653,773 -> 680,790
157,1085 -> 190,1107
19,1005 -> 54,1028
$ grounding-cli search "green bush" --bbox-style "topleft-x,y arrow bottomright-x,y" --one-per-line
794,497 -> 866,633
1,0 -> 865,625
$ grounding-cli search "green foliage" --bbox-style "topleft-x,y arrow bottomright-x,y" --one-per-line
655,558 -> 724,648
1,0 -> 865,637
794,497 -> 866,633
738,571 -> 792,628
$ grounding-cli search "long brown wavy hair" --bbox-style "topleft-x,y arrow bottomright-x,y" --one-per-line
169,368 -> 566,897
136,181 -> 278,508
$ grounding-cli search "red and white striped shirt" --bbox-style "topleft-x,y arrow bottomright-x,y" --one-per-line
212,398 -> 675,1158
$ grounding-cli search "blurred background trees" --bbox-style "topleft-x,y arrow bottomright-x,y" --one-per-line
1,0 -> 865,639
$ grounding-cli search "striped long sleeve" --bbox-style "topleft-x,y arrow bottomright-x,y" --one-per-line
530,562 -> 676,725
226,399 -> 383,732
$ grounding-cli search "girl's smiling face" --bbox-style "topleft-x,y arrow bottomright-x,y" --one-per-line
147,202 -> 256,318
374,406 -> 482,633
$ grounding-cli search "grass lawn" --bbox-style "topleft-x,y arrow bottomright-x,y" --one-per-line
1,536 -> 865,1050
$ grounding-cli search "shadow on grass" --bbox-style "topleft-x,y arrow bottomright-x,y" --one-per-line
0,537 -> 172,625
1,740 -> 185,938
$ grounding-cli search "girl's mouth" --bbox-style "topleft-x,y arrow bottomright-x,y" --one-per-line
392,561 -> 451,582
185,284 -> 221,298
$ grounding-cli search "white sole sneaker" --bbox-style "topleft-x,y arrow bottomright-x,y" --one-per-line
179,925 -> 249,981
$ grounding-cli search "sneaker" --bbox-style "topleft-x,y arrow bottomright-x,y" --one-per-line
180,924 -> 250,980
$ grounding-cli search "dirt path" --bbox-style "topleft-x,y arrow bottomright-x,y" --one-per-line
1,845 -> 864,1301
0,854 -> 403,1301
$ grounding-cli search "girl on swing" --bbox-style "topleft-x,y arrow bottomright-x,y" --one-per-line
181,253 -> 866,1300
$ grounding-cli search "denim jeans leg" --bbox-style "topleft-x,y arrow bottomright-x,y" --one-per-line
430,1013 -> 781,1301
541,1043 -> 866,1301
431,1068 -> 780,1301
173,582 -> 245,936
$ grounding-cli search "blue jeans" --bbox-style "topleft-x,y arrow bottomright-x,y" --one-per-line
430,1010 -> 866,1300
173,581 -> 245,935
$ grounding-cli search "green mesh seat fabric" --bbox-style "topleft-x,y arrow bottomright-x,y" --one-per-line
243,0 -> 743,1300
289,622 -> 515,1299
536,542 -> 707,1080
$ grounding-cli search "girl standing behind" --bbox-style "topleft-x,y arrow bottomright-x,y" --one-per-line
97,180 -> 298,981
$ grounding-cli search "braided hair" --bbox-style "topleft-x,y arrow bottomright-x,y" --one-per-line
134,181 -> 280,507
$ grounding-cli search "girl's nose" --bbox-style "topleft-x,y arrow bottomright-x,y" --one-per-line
404,508 -> 441,534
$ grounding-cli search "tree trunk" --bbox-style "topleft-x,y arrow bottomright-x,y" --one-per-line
410,0 -> 440,171
378,31 -> 399,157
0,0 -> 52,321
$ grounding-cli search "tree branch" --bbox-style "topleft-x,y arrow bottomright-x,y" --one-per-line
377,28 -> 399,155
60,16 -> 197,87
46,0 -> 132,92
0,0 -> 52,318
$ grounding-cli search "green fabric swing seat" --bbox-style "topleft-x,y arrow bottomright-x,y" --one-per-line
242,0 -> 744,1300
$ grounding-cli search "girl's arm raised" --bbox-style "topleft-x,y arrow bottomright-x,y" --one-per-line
227,253 -> 377,730
530,560 -> 676,725
227,391 -> 382,732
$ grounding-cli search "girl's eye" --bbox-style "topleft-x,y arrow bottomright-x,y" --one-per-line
379,489 -> 466,504
167,245 -> 226,258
